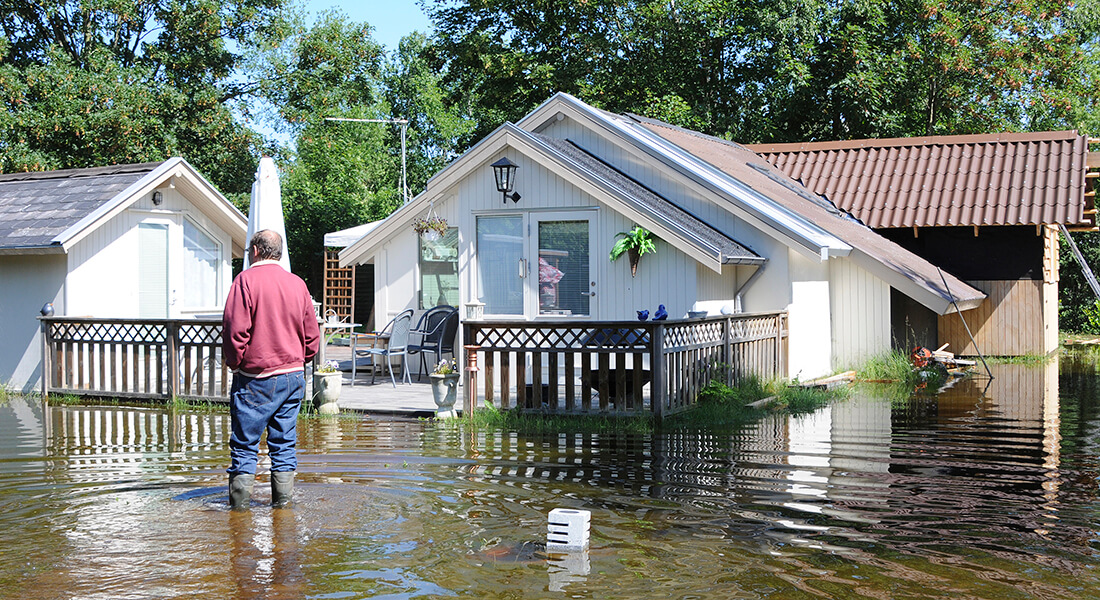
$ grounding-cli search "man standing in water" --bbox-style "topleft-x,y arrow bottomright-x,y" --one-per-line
222,229 -> 320,510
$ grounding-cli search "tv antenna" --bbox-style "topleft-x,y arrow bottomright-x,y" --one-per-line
324,117 -> 410,203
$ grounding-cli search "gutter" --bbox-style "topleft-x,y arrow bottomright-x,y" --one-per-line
734,263 -> 767,312
0,244 -> 66,255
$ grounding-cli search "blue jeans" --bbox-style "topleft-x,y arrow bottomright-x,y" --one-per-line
228,371 -> 305,475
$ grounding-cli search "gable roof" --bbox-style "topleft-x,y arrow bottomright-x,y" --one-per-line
748,130 -> 1093,229
0,158 -> 247,256
339,123 -> 762,272
342,93 -> 985,314
521,95 -> 854,261
623,114 -> 985,314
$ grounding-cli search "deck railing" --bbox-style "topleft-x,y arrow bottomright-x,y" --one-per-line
463,312 -> 787,418
40,317 -> 229,401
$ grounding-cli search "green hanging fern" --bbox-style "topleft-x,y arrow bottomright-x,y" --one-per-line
609,226 -> 657,261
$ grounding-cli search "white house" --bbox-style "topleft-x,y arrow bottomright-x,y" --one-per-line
339,93 -> 985,380
0,158 -> 247,392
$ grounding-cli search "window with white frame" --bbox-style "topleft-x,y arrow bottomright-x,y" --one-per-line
419,227 -> 459,309
183,218 -> 220,308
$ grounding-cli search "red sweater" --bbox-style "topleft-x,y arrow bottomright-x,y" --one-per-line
222,262 -> 320,378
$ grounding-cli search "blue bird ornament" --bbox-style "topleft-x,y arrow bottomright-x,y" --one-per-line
637,309 -> 649,321
653,304 -> 668,321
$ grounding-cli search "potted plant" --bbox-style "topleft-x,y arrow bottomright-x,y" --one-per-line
412,215 -> 449,242
428,359 -> 461,419
313,360 -> 342,414
609,226 -> 657,277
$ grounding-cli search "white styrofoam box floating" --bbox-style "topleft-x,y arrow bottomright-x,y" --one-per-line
546,508 -> 590,552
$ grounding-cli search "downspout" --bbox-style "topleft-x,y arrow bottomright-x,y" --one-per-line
734,263 -> 766,313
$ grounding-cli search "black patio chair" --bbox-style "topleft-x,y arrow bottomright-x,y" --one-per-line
407,305 -> 459,380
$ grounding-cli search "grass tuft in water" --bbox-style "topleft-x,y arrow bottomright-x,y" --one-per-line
858,351 -> 914,382
666,374 -> 843,429
458,402 -> 655,434
986,354 -> 1053,365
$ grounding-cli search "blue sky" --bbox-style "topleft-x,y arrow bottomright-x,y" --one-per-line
303,0 -> 433,52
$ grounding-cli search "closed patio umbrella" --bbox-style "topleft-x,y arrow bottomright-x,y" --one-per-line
245,156 -> 291,271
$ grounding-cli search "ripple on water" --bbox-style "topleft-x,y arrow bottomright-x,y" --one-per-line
1,362 -> 1099,599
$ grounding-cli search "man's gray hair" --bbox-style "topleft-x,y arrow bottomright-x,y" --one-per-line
250,230 -> 283,261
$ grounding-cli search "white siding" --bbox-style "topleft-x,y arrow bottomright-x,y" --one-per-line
0,254 -> 66,392
374,230 -> 420,325
787,250 -> 832,380
66,187 -> 235,318
829,258 -> 891,370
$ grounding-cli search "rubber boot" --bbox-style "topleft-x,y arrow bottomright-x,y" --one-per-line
271,471 -> 295,508
229,473 -> 255,511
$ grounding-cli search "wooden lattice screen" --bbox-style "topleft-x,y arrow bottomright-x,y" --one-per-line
323,250 -> 355,323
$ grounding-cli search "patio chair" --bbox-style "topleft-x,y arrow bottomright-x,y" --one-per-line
355,309 -> 414,387
407,306 -> 459,380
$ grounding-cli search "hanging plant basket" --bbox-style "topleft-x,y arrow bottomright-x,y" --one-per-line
609,226 -> 657,277
413,216 -> 448,241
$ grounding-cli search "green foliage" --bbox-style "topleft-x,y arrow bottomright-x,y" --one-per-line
0,0 -> 287,194
1060,230 -> 1100,333
463,402 -> 655,434
776,385 -> 835,415
697,376 -> 767,406
858,351 -> 915,382
426,0 -> 1100,143
609,226 -> 657,261
1084,300 -> 1100,335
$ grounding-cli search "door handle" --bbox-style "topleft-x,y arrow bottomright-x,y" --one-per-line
518,258 -> 527,279
580,291 -> 596,297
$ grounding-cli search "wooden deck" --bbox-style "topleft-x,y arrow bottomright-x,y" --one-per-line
319,344 -> 445,417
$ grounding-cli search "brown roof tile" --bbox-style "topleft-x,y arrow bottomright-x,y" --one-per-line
749,131 -> 1091,228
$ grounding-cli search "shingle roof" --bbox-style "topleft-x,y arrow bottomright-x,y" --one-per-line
0,163 -> 160,250
533,134 -> 761,264
628,115 -> 987,312
747,131 -> 1091,229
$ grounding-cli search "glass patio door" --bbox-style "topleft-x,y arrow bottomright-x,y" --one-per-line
476,212 -> 596,319
476,215 -> 525,316
531,212 -> 595,318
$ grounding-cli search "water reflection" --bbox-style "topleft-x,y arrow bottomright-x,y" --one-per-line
229,509 -> 304,600
0,354 -> 1098,599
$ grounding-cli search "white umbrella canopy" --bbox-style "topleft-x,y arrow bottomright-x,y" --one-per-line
245,156 -> 291,271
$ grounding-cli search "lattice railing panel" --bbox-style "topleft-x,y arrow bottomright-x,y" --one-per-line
42,318 -> 231,402
465,312 -> 787,419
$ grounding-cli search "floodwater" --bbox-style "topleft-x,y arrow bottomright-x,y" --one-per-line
1,355 -> 1098,599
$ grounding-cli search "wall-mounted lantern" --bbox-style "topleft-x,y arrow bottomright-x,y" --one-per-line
152,191 -> 164,206
491,157 -> 521,204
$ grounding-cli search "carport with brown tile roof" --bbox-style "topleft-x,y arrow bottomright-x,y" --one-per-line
749,131 -> 1100,356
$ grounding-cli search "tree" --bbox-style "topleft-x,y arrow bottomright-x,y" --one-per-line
0,0 -> 290,194
256,11 -> 393,289
425,0 -> 1100,143
383,32 -> 476,193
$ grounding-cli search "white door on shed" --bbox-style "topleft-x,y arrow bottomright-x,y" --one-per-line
138,222 -> 169,318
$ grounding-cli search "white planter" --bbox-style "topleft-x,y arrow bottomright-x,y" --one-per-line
429,373 -> 461,418
313,372 -> 342,415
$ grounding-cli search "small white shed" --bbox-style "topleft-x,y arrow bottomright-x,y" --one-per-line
339,94 -> 985,380
0,158 -> 247,392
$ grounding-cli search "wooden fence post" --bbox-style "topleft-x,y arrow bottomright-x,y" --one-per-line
652,322 -> 665,420
463,320 -> 477,417
722,316 -> 732,386
40,317 -> 51,400
464,344 -> 479,417
166,320 -> 179,400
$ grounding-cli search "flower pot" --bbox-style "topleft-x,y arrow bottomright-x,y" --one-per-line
628,247 -> 640,277
429,372 -> 461,419
313,371 -> 342,415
